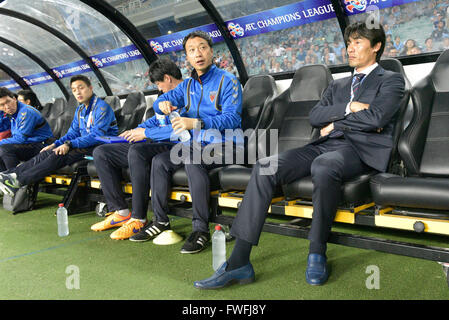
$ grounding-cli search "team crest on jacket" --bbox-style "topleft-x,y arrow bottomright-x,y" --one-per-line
209,91 -> 217,103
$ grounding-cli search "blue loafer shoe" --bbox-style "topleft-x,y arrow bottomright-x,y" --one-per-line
305,253 -> 329,286
194,262 -> 255,290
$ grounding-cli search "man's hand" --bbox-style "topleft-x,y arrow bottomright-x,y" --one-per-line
40,143 -> 55,153
158,101 -> 177,115
120,128 -> 146,143
320,122 -> 334,137
53,144 -> 70,156
350,101 -> 370,113
171,117 -> 198,134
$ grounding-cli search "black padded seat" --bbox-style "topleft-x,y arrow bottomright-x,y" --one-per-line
370,174 -> 449,211
171,167 -> 222,191
116,92 -> 147,134
371,50 -> 449,213
218,165 -> 253,192
283,172 -> 376,207
46,98 -> 67,139
172,74 -> 278,191
283,59 -> 411,207
219,64 -> 333,192
241,74 -> 277,131
103,96 -> 121,112
56,160 -> 89,175
142,105 -> 155,121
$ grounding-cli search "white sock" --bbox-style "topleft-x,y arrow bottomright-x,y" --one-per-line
117,209 -> 130,217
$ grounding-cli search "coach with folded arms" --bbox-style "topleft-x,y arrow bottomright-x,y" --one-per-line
194,21 -> 405,289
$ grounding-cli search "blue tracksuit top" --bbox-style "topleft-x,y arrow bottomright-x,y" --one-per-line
0,101 -> 53,146
0,111 -> 11,133
137,115 -> 174,142
54,95 -> 118,149
153,64 -> 243,145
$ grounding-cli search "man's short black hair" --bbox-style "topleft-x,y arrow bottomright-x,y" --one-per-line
17,89 -> 37,106
0,87 -> 15,99
344,21 -> 386,62
182,30 -> 213,50
70,75 -> 92,87
148,58 -> 182,83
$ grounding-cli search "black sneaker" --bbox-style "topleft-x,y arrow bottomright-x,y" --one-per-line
129,221 -> 171,242
180,231 -> 210,254
0,173 -> 20,196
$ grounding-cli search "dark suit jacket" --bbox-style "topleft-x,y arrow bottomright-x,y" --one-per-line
309,65 -> 405,172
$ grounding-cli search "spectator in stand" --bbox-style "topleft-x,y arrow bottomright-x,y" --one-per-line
431,20 -> 449,41
401,39 -> 418,55
424,38 -> 435,52
393,36 -> 404,52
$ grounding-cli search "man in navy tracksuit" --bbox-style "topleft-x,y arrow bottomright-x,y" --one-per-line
0,75 -> 117,197
90,58 -> 184,240
0,87 -> 53,171
129,31 -> 243,254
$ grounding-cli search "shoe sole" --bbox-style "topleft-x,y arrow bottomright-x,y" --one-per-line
180,246 -> 206,254
129,236 -> 152,242
0,180 -> 14,196
194,276 -> 255,290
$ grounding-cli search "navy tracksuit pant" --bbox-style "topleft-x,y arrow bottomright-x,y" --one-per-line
0,142 -> 48,171
93,141 -> 174,219
230,137 -> 373,255
12,147 -> 95,186
150,142 -> 242,234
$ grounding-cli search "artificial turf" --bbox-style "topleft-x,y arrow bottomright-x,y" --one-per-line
0,192 -> 448,300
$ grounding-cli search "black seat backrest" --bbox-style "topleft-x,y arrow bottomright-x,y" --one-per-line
58,94 -> 79,136
117,92 -> 147,133
143,105 -> 155,121
241,75 -> 277,132
379,58 -> 412,173
259,64 -> 332,156
47,97 -> 67,139
40,102 -> 53,119
398,49 -> 449,177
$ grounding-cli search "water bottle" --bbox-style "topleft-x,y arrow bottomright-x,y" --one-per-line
169,111 -> 191,142
212,225 -> 226,271
57,203 -> 69,237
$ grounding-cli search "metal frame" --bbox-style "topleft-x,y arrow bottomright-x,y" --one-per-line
79,0 -> 158,67
0,8 -> 113,96
168,201 -> 449,264
198,0 -> 249,86
0,36 -> 70,100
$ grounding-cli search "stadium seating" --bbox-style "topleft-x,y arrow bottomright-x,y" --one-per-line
169,74 -> 279,193
116,91 -> 147,134
280,59 -> 412,213
219,65 -> 332,197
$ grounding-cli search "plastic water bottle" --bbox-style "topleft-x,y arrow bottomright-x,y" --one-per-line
212,225 -> 226,271
169,111 -> 191,142
57,203 -> 69,237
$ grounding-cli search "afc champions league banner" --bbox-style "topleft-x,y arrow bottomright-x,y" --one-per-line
0,0 -> 423,89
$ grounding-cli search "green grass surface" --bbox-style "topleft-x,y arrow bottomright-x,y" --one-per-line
0,193 -> 448,300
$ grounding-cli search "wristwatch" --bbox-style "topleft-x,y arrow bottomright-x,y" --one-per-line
64,140 -> 72,150
197,119 -> 205,129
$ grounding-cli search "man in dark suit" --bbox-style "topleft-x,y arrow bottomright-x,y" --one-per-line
193,21 -> 405,289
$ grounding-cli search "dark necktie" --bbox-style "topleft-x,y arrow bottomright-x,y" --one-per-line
328,73 -> 366,139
